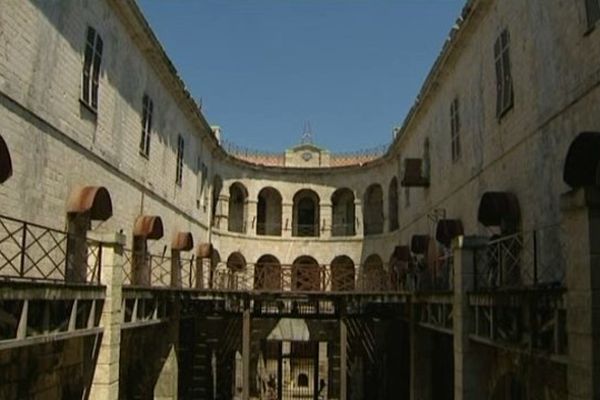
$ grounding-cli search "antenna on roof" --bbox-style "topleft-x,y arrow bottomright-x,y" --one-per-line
300,121 -> 314,145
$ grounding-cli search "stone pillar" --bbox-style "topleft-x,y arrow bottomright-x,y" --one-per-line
354,199 -> 363,238
282,202 -> 293,238
561,187 -> 600,400
452,235 -> 488,400
321,202 -> 332,239
88,232 -> 126,400
216,194 -> 229,230
246,199 -> 258,237
171,250 -> 181,288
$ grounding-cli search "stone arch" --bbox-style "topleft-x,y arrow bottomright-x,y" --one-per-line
211,175 -> 223,227
388,177 -> 399,231
477,192 -> 521,234
257,187 -> 282,236
254,254 -> 282,290
228,182 -> 248,233
563,132 -> 600,188
362,254 -> 386,291
331,255 -> 355,291
363,184 -> 383,235
226,251 -> 246,289
292,255 -> 320,291
331,188 -> 355,236
131,215 -> 164,287
293,189 -> 320,237
0,134 -> 12,184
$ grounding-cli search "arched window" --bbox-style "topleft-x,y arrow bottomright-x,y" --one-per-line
293,190 -> 320,237
254,254 -> 282,290
257,187 -> 282,236
211,175 -> 223,228
363,184 -> 383,235
331,256 -> 355,291
362,254 -> 386,291
226,252 -> 246,289
297,373 -> 309,387
228,182 -> 248,233
331,188 -> 355,236
292,256 -> 320,291
388,177 -> 399,231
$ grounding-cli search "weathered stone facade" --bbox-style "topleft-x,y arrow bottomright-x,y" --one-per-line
1,0 -> 600,398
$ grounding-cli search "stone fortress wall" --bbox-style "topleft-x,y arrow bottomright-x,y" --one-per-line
0,0 -> 599,288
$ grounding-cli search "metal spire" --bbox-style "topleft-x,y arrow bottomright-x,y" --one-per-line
300,121 -> 314,145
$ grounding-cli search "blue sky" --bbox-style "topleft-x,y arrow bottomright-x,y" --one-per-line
138,0 -> 464,152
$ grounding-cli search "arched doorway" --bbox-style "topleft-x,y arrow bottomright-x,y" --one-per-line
331,255 -> 355,291
362,254 -> 386,291
226,252 -> 246,289
363,184 -> 383,235
228,182 -> 248,233
254,254 -> 282,290
388,177 -> 399,231
331,188 -> 355,236
292,256 -> 320,291
257,187 -> 282,236
293,190 -> 320,237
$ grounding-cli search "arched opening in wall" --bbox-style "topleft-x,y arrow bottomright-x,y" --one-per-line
228,182 -> 248,233
363,184 -> 383,235
226,252 -> 246,289
362,254 -> 385,291
0,134 -> 13,184
477,192 -> 523,287
491,373 -> 526,400
257,187 -> 282,236
254,254 -> 282,290
297,373 -> 309,387
331,255 -> 355,291
293,189 -> 320,237
131,215 -> 164,286
388,178 -> 399,231
292,256 -> 320,291
211,175 -> 223,228
563,132 -> 600,188
331,188 -> 355,236
66,186 -> 113,283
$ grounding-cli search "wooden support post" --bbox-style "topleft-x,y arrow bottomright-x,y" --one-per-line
242,308 -> 251,400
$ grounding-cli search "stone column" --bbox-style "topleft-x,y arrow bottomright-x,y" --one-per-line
354,199 -> 363,238
216,194 -> 229,230
171,250 -> 181,288
320,202 -> 332,239
246,199 -> 258,237
282,202 -> 293,238
88,232 -> 126,400
561,187 -> 600,400
452,235 -> 488,400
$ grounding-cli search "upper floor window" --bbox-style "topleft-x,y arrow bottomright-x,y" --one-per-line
176,135 -> 184,186
494,29 -> 514,119
450,98 -> 461,162
139,95 -> 153,157
82,27 -> 103,111
586,0 -> 600,29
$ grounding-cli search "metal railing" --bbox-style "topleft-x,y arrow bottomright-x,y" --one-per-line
121,249 -> 197,288
0,214 -> 102,285
473,226 -> 565,290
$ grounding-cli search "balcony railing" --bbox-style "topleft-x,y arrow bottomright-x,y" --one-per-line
0,214 -> 103,285
473,226 -> 565,291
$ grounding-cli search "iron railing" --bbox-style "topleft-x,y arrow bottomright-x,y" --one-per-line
121,249 -> 197,288
473,226 -> 565,290
0,214 -> 102,285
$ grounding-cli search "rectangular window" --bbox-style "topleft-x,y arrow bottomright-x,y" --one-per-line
139,95 -> 153,157
450,98 -> 461,162
82,26 -> 103,111
494,29 -> 513,119
586,0 -> 600,29
176,135 -> 184,186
